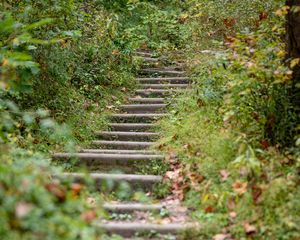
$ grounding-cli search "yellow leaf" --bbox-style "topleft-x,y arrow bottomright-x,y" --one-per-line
277,50 -> 286,58
290,58 -> 300,68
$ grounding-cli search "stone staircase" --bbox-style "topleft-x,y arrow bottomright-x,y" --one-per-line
53,50 -> 196,239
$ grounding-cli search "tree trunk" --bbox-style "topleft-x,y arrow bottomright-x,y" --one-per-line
286,0 -> 300,119
286,0 -> 300,79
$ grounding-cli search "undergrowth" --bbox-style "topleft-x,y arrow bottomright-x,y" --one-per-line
158,0 -> 300,239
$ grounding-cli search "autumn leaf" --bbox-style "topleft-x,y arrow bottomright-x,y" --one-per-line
213,234 -> 231,240
112,49 -> 120,55
204,205 -> 214,213
71,183 -> 83,197
259,12 -> 268,21
260,139 -> 270,150
220,169 -> 230,182
243,222 -> 257,235
229,211 -> 237,219
251,185 -> 263,204
80,210 -> 97,223
223,18 -> 236,28
232,181 -> 248,195
290,58 -> 300,68
15,202 -> 33,218
45,183 -> 66,202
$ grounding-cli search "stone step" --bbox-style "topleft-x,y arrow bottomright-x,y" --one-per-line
103,203 -> 163,213
108,123 -> 155,131
92,140 -> 154,150
80,149 -> 158,155
58,172 -> 162,190
95,131 -> 159,141
53,153 -> 163,168
94,222 -> 195,237
135,89 -> 184,97
128,98 -> 165,104
142,57 -> 160,62
140,84 -> 189,89
134,51 -> 154,58
111,113 -> 168,122
121,104 -> 167,113
136,77 -> 189,84
139,69 -> 185,76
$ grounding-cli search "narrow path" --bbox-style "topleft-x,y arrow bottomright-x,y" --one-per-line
53,50 -> 195,239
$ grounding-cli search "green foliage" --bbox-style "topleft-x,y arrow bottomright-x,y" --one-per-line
158,0 -> 300,239
0,147 -> 102,240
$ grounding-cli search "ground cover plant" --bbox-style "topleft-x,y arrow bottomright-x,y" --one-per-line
158,0 -> 300,239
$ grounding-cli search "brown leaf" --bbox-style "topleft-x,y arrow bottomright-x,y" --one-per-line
243,222 -> 257,235
80,210 -> 97,223
220,170 -> 230,182
45,183 -> 66,202
112,49 -> 120,55
227,198 -> 236,210
260,139 -> 270,150
15,202 -> 33,218
71,183 -> 83,196
172,134 -> 178,140
229,211 -> 237,219
232,181 -> 248,195
204,205 -> 214,213
189,172 -> 205,186
183,143 -> 192,151
251,185 -> 263,204
259,12 -> 268,21
213,234 -> 231,240
223,18 -> 236,28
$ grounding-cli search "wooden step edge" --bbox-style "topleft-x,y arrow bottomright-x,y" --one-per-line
111,113 -> 169,118
120,103 -> 168,108
140,84 -> 190,89
103,203 -> 163,213
128,98 -> 165,103
94,222 -> 198,237
108,123 -> 156,131
95,131 -> 159,137
52,153 -> 163,161
80,149 -> 159,154
136,77 -> 189,81
57,172 -> 162,185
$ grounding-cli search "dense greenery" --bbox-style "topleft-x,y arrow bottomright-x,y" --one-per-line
159,0 -> 300,239
1,0 -> 299,239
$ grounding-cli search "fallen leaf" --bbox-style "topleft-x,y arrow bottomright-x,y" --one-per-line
213,233 -> 231,240
243,222 -> 257,235
183,143 -> 192,151
259,12 -> 268,21
80,210 -> 97,223
220,170 -> 230,182
204,205 -> 214,213
112,49 -> 120,55
227,198 -> 236,210
251,185 -> 263,204
71,183 -> 83,196
229,211 -> 237,219
232,181 -> 248,195
45,183 -> 66,202
15,202 -> 33,218
260,139 -> 270,150
223,18 -> 236,28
